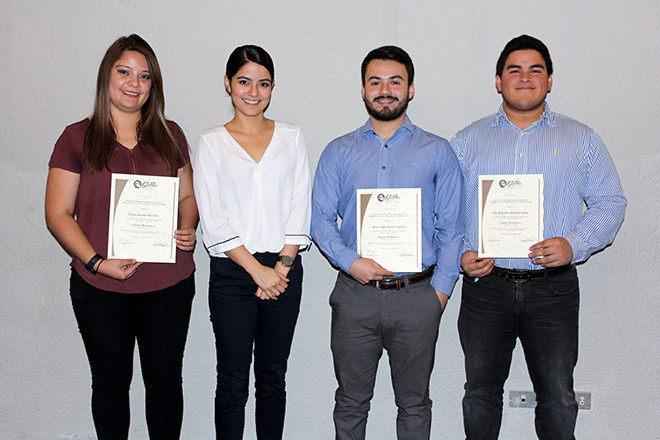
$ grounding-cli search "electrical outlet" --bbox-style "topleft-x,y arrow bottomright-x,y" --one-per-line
508,390 -> 592,410
509,390 -> 537,408
575,391 -> 591,410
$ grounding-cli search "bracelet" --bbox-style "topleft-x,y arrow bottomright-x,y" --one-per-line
85,254 -> 103,275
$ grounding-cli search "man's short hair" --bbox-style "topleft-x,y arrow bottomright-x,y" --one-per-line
496,35 -> 553,77
361,46 -> 415,85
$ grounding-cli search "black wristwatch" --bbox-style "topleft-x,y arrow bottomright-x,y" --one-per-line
279,255 -> 294,268
85,253 -> 103,275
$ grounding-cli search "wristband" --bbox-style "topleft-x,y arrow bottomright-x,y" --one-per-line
85,254 -> 103,275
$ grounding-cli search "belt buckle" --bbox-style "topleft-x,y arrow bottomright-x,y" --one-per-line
376,277 -> 402,290
510,272 -> 531,282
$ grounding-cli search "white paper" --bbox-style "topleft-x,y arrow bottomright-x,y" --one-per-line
108,173 -> 179,263
356,188 -> 422,272
478,174 -> 543,258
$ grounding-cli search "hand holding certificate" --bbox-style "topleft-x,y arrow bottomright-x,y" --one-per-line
478,174 -> 543,258
356,188 -> 422,273
108,173 -> 180,263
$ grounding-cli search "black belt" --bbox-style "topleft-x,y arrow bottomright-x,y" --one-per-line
492,264 -> 575,282
360,266 -> 434,290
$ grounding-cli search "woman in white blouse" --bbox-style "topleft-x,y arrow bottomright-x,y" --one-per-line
193,45 -> 311,440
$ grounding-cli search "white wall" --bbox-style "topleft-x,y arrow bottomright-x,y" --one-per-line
1,1 -> 658,438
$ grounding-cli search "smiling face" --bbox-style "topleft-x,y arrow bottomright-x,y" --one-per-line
224,61 -> 274,118
496,49 -> 552,118
108,50 -> 151,117
361,59 -> 414,122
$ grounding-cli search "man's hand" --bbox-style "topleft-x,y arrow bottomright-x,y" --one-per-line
435,290 -> 449,311
348,258 -> 394,284
528,237 -> 573,267
460,251 -> 494,277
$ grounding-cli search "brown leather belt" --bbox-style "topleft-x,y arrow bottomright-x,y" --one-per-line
361,266 -> 435,290
492,264 -> 575,282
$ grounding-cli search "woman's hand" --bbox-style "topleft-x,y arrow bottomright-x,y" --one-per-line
256,261 -> 293,300
274,261 -> 291,278
224,246 -> 293,300
176,163 -> 199,252
97,259 -> 143,281
255,287 -> 270,300
251,265 -> 288,300
174,228 -> 196,251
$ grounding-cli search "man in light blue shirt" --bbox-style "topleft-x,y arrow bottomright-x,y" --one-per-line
450,35 -> 626,440
312,46 -> 464,439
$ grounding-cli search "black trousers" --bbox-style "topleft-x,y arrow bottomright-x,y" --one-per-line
70,269 -> 195,440
459,268 -> 579,440
209,253 -> 302,440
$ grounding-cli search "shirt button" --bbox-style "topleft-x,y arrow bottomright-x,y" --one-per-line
384,144 -> 389,148
381,166 -> 386,169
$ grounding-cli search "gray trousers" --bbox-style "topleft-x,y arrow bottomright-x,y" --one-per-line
330,272 -> 443,440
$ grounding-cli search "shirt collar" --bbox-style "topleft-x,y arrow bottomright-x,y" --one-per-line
492,102 -> 557,129
358,116 -> 415,139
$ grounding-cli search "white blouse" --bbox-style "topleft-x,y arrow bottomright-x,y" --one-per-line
193,121 -> 311,257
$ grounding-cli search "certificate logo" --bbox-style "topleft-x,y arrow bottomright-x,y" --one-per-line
377,193 -> 400,202
498,179 -> 522,188
133,180 -> 158,189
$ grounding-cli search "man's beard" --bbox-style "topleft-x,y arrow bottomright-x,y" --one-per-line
364,95 -> 409,121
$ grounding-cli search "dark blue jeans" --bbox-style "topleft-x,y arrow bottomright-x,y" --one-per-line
70,269 -> 195,440
458,268 -> 579,440
209,253 -> 302,440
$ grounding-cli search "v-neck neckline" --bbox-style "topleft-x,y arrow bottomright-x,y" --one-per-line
223,122 -> 277,165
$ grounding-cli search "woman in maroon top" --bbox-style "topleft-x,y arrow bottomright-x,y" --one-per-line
45,34 -> 197,439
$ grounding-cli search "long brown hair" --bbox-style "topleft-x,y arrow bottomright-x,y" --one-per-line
83,34 -> 180,176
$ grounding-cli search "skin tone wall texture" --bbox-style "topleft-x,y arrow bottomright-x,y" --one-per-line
1,1 -> 658,438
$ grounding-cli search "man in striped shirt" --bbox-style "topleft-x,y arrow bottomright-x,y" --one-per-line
450,35 -> 626,440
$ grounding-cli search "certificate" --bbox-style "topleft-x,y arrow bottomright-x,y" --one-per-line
108,173 -> 180,263
478,174 -> 543,258
356,188 -> 422,273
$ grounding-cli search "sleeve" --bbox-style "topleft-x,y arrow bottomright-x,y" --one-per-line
49,124 -> 84,173
449,132 -> 473,253
564,132 -> 626,263
431,140 -> 466,296
193,134 -> 243,256
310,143 -> 361,272
283,128 -> 312,247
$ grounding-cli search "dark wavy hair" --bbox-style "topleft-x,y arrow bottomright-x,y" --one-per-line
496,35 -> 553,77
361,45 -> 414,85
84,34 -> 180,176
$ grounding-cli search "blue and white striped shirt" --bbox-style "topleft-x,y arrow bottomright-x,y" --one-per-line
450,103 -> 626,270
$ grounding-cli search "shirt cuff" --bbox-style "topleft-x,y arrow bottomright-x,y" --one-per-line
284,234 -> 312,246
564,232 -> 585,264
336,248 -> 362,274
430,270 -> 458,297
206,236 -> 243,257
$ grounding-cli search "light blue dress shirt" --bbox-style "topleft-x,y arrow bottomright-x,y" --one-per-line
311,117 -> 465,295
450,103 -> 626,270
